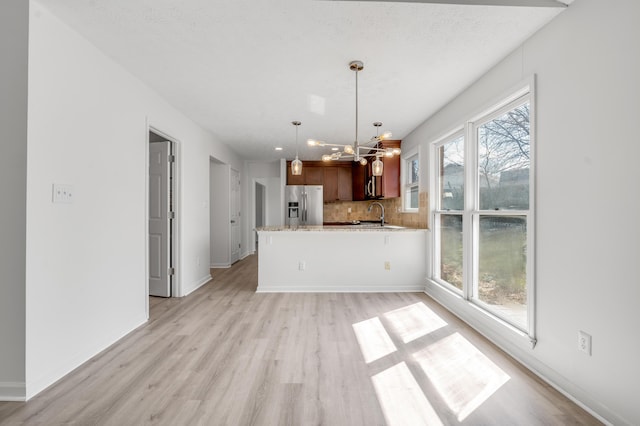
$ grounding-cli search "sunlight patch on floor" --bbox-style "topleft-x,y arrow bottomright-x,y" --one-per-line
352,317 -> 397,363
384,302 -> 447,344
414,332 -> 510,421
372,362 -> 444,426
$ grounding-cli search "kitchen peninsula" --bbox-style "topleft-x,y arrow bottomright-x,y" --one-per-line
256,225 -> 427,293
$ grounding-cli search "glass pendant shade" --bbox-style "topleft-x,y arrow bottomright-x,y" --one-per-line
291,156 -> 303,175
372,157 -> 383,176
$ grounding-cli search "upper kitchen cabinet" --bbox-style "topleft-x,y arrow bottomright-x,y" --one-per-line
379,140 -> 401,199
286,161 -> 323,185
286,162 -> 352,202
286,162 -> 305,185
323,163 -> 352,202
305,166 -> 324,185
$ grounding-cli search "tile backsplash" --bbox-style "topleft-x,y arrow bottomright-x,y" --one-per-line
323,192 -> 428,229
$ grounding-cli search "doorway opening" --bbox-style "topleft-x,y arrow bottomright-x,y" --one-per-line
255,182 -> 266,248
148,129 -> 178,301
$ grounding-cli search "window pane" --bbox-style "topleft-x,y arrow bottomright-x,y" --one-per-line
405,186 -> 418,209
439,135 -> 464,211
409,157 -> 419,184
477,102 -> 530,210
477,215 -> 527,328
439,214 -> 463,290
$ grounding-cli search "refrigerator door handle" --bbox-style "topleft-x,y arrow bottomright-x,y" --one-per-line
303,192 -> 308,222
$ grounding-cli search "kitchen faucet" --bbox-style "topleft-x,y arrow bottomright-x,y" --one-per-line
368,202 -> 385,226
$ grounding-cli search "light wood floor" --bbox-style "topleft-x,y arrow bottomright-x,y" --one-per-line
0,254 -> 600,425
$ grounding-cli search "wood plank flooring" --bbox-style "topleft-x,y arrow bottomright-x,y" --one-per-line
0,254 -> 601,425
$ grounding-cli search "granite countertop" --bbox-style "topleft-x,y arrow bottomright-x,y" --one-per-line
256,224 -> 423,232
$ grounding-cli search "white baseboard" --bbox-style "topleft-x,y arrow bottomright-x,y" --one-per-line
181,274 -> 212,297
257,284 -> 425,293
240,250 -> 254,260
0,381 -> 26,401
210,263 -> 230,269
423,279 -> 618,426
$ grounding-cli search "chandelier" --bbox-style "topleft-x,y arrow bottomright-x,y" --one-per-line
307,60 -> 400,176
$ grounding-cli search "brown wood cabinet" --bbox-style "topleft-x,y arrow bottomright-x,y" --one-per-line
286,163 -> 324,186
337,166 -> 353,201
286,161 -> 353,202
378,140 -> 401,199
322,164 -> 353,202
351,162 -> 367,201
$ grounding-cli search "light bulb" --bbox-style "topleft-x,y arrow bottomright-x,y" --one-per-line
385,148 -> 394,157
344,145 -> 354,155
381,131 -> 392,140
392,147 -> 401,155
322,154 -> 332,161
359,157 -> 368,166
307,139 -> 317,146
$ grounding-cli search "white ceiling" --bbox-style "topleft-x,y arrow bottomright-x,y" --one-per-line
35,0 -> 571,162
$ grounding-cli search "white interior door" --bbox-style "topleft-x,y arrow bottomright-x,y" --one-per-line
149,141 -> 172,297
230,168 -> 240,264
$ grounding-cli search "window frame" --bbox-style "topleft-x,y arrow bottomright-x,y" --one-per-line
432,129 -> 465,294
402,149 -> 420,212
430,82 -> 536,340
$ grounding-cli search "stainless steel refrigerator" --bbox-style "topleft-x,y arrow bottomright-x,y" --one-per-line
285,185 -> 323,226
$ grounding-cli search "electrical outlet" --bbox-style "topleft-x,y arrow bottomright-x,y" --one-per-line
578,331 -> 592,355
384,261 -> 391,270
52,183 -> 74,204
299,261 -> 306,271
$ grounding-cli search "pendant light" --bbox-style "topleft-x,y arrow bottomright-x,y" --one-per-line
291,121 -> 303,176
371,122 -> 384,176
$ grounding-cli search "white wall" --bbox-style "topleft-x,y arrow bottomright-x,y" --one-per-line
24,1 -> 243,399
403,0 -> 640,424
0,0 -> 28,400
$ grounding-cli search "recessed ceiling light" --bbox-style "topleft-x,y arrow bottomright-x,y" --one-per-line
275,147 -> 283,151
331,147 -> 339,151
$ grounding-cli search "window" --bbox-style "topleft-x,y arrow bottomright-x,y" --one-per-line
404,153 -> 419,211
432,88 -> 533,335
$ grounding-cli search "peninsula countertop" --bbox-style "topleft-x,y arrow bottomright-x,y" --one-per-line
256,224 -> 424,232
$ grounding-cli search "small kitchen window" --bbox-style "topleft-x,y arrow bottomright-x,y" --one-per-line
404,153 -> 419,211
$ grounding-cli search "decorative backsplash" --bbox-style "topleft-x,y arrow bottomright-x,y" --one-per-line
323,192 -> 429,229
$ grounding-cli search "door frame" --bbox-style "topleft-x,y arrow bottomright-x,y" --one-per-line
145,123 -> 181,317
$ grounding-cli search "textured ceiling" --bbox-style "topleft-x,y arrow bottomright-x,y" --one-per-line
34,0 -> 571,161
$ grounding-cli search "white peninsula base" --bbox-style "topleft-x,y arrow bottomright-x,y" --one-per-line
256,227 -> 428,293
